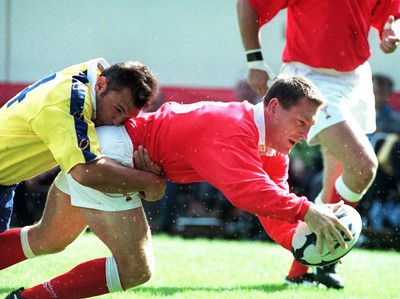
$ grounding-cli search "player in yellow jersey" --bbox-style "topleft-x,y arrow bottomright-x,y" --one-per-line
0,58 -> 165,232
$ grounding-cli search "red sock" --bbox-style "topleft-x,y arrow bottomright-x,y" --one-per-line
0,227 -> 27,269
329,187 -> 359,208
287,259 -> 309,279
22,258 -> 109,299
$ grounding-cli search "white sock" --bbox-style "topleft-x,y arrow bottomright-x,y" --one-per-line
106,256 -> 124,292
335,175 -> 365,203
314,192 -> 324,205
20,226 -> 36,259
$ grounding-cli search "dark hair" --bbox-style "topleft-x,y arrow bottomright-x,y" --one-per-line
100,61 -> 158,109
372,73 -> 393,91
263,75 -> 325,109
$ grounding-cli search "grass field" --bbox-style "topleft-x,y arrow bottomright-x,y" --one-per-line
1,232 -> 399,299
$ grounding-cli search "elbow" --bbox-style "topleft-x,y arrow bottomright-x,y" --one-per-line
69,163 -> 96,188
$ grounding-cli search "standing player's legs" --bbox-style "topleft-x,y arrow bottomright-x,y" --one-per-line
282,62 -> 378,288
317,119 -> 378,206
310,62 -> 378,207
310,118 -> 377,289
0,184 -> 18,232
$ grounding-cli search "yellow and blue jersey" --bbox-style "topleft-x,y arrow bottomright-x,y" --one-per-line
0,58 -> 109,185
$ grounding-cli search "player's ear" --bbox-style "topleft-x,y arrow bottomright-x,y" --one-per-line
267,98 -> 280,114
95,76 -> 107,93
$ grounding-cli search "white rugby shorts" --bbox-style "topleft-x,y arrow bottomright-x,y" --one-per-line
280,62 -> 376,146
54,125 -> 142,211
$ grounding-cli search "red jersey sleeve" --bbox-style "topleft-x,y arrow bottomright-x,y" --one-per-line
186,135 -> 311,223
248,0 -> 290,27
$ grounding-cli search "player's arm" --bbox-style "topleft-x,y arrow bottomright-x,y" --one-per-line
185,136 -> 304,222
236,0 -> 270,95
69,158 -> 165,201
264,153 -> 353,253
32,105 -> 165,201
237,0 -> 261,51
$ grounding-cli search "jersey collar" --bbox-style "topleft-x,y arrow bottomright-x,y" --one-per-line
253,102 -> 276,156
87,58 -> 110,119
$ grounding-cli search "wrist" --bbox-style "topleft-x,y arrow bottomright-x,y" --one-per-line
246,49 -> 267,71
297,200 -> 313,222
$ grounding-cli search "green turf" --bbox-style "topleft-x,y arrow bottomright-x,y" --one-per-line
1,232 -> 399,298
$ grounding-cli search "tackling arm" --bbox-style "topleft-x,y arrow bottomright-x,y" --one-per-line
69,158 -> 165,201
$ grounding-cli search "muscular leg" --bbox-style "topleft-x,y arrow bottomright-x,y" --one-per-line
317,121 -> 377,204
19,201 -> 154,298
310,121 -> 377,289
80,206 -> 154,289
0,183 -> 86,270
29,183 -> 87,255
319,147 -> 343,201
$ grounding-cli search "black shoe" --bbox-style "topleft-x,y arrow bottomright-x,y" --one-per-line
284,273 -> 318,287
315,263 -> 344,289
5,288 -> 26,299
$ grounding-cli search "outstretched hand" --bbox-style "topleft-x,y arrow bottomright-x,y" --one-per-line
304,201 -> 353,255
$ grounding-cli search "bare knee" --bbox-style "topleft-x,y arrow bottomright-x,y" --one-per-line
358,153 -> 378,185
347,152 -> 378,191
130,263 -> 154,286
118,257 -> 155,289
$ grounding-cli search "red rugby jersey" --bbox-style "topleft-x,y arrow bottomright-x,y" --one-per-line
124,101 -> 311,223
249,0 -> 400,71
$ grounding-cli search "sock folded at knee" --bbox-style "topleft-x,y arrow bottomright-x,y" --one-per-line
333,176 -> 365,207
314,193 -> 324,205
315,176 -> 365,207
20,226 -> 36,259
106,256 -> 124,292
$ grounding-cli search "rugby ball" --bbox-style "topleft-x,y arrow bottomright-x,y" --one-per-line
291,205 -> 362,266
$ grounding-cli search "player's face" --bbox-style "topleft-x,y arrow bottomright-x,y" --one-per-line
267,97 -> 319,154
94,78 -> 140,126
